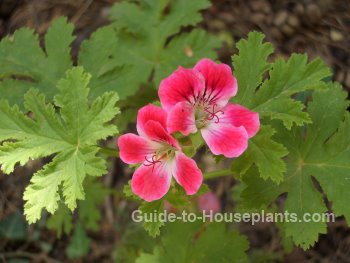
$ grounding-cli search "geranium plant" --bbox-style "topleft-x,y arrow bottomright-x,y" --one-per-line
0,0 -> 349,261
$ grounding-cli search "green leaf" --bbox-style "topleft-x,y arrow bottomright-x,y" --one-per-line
165,187 -> 191,209
136,221 -> 249,263
257,98 -> 311,130
0,212 -> 27,240
47,179 -> 109,235
231,32 -> 331,183
252,54 -> 330,128
123,180 -> 140,201
125,182 -> 209,236
79,178 -> 110,230
242,84 -> 350,249
110,0 -> 210,38
47,203 -> 73,237
232,125 -> 288,183
192,223 -> 249,263
78,25 -> 139,100
66,223 -> 91,259
253,54 -> 330,107
136,247 -> 164,263
109,0 -> 220,92
139,200 -> 165,237
161,221 -> 203,261
45,17 -> 75,75
156,29 -> 220,84
114,224 -> 157,263
232,32 -> 331,129
0,67 -> 119,223
0,17 -> 75,105
116,87 -> 158,133
232,31 -> 273,107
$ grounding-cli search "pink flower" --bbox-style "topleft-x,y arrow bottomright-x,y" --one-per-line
198,192 -> 221,214
117,104 -> 203,202
159,58 -> 260,158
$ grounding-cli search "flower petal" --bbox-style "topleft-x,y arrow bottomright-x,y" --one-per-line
173,152 -> 203,195
131,162 -> 173,201
167,101 -> 197,135
143,120 -> 180,149
198,192 -> 221,214
159,67 -> 204,111
201,122 -> 248,158
137,104 -> 167,137
220,103 -> 260,138
117,134 -> 156,164
194,58 -> 237,106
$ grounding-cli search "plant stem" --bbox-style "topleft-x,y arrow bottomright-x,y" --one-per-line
99,147 -> 119,158
203,169 -> 232,179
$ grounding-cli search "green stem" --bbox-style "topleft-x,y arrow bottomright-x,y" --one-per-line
203,169 -> 232,179
99,147 -> 119,158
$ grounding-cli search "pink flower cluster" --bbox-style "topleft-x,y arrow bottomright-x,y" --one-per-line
118,59 -> 260,202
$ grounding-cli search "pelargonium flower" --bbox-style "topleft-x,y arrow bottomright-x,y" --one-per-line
198,192 -> 221,214
159,58 -> 260,158
117,104 -> 203,202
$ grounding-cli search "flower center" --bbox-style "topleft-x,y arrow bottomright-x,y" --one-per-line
143,154 -> 164,171
143,145 -> 176,171
194,102 -> 224,129
204,104 -> 224,123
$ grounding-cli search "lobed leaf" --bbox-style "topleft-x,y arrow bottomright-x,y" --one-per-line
136,221 -> 249,263
242,84 -> 350,249
0,17 -> 75,105
231,32 -> 331,184
232,31 -> 273,107
139,200 -> 165,238
0,67 -> 119,223
233,33 -> 331,129
66,223 -> 91,259
47,203 -> 73,238
109,0 -> 220,92
232,125 -> 288,183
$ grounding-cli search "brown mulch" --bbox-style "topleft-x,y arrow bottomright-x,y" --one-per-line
0,0 -> 350,262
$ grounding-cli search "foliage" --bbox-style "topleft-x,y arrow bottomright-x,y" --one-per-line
47,203 -> 73,237
231,32 -> 331,183
0,0 -> 221,245
0,0 -> 219,105
241,85 -> 350,249
107,0 -> 221,132
79,178 -> 111,230
109,0 -> 220,90
47,178 -> 110,236
0,17 -> 130,105
231,125 -> 288,183
66,223 -> 91,259
230,32 -> 350,249
123,181 -> 209,237
0,67 -> 119,223
0,0 -> 348,258
0,212 -> 27,240
114,224 -> 157,263
136,221 -> 249,263
0,17 -> 74,106
115,221 -> 248,263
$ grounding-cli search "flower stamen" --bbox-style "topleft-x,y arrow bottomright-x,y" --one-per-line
144,154 -> 162,171
204,104 -> 224,123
